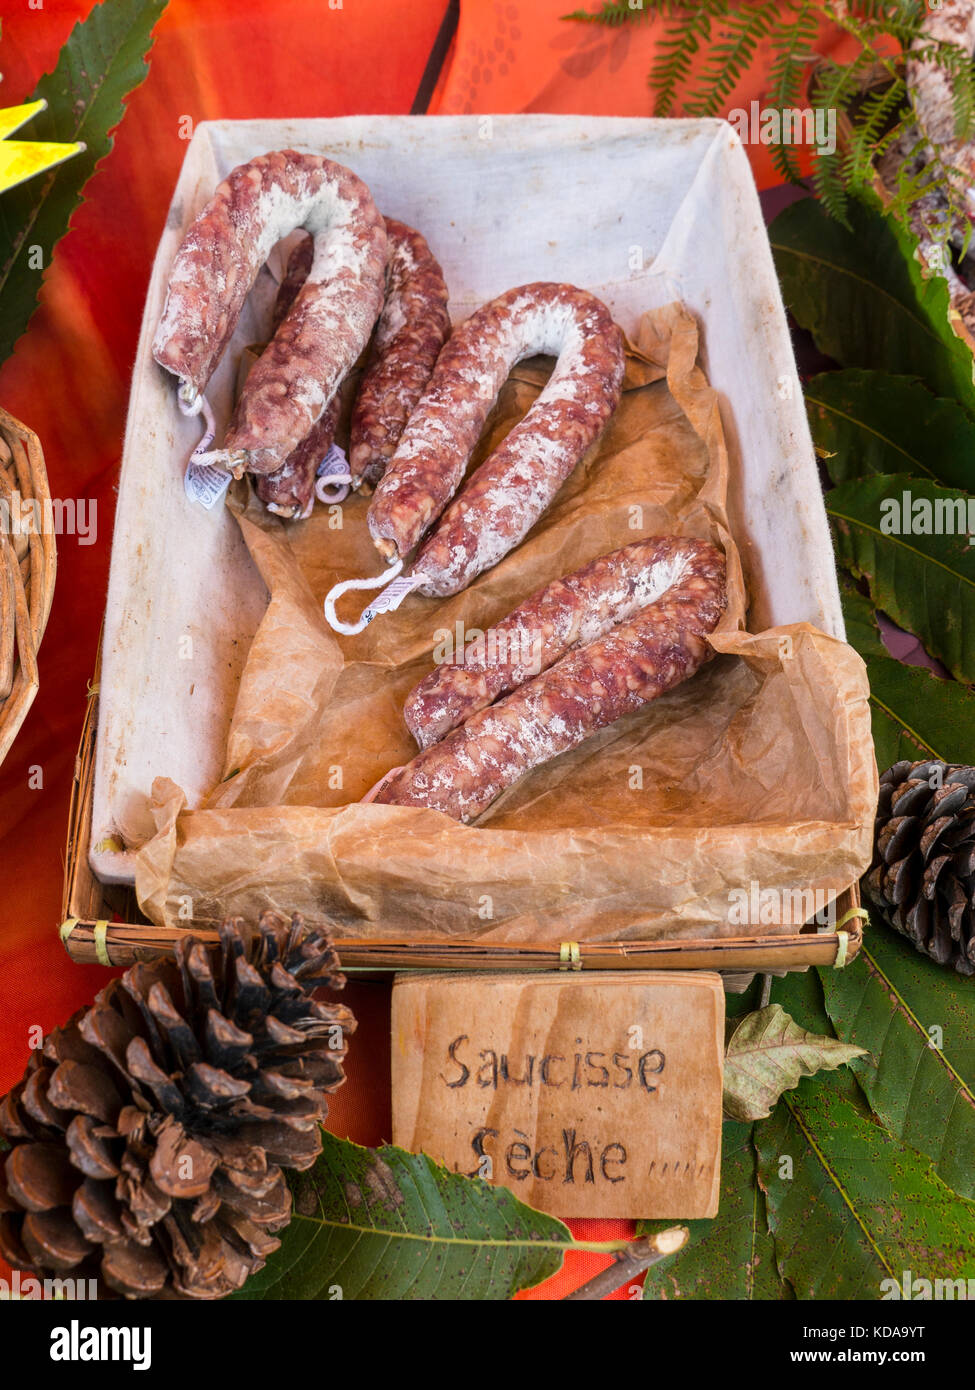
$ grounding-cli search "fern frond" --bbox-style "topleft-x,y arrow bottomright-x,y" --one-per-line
688,1 -> 780,117
844,0 -> 920,24
825,1 -> 920,49
649,4 -> 727,116
811,49 -> 879,126
561,0 -> 973,256
909,38 -> 975,143
869,110 -> 911,164
813,149 -> 851,227
844,77 -> 906,188
561,1 -> 656,25
768,1 -> 820,183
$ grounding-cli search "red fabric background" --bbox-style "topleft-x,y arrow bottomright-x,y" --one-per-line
0,0 -> 846,1300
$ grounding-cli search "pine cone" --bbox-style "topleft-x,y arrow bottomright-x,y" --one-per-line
0,912 -> 354,1299
864,760 -> 975,976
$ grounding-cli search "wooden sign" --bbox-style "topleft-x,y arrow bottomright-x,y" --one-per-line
391,970 -> 724,1219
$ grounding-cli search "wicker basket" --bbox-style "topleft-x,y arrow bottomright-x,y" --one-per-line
61,636 -> 866,977
0,407 -> 56,765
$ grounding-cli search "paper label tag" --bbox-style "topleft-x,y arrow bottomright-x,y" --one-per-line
392,971 -> 724,1219
184,428 -> 231,510
316,442 -> 349,478
361,573 -> 427,624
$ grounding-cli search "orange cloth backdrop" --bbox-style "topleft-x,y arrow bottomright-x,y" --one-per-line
0,0 -> 847,1300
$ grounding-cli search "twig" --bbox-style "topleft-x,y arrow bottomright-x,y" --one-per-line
562,1226 -> 689,1301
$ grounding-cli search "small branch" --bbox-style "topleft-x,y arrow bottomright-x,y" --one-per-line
562,1226 -> 689,1301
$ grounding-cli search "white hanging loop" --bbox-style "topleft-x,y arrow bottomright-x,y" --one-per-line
315,471 -> 353,505
323,559 -> 404,635
177,384 -> 248,475
181,390 -> 235,509
315,443 -> 354,505
179,386 -> 215,439
323,561 -> 432,636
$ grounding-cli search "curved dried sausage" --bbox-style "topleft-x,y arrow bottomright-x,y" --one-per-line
367,282 -> 624,596
376,538 -> 726,822
153,149 -> 387,475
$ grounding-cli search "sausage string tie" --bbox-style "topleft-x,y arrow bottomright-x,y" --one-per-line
176,382 -> 249,479
178,388 -> 233,510
323,560 -> 429,636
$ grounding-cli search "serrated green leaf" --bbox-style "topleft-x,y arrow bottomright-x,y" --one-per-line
771,195 -> 975,416
234,1131 -> 576,1301
863,656 -> 975,770
0,0 -> 168,362
723,1004 -> 865,1122
755,1068 -> 975,1299
806,370 -> 975,490
639,1122 -> 792,1300
820,925 -> 975,1201
828,473 -> 975,684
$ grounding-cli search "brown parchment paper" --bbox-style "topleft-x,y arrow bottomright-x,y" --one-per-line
134,303 -> 878,941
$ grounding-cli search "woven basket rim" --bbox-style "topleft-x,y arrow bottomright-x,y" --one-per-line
0,406 -> 57,766
62,642 -> 864,974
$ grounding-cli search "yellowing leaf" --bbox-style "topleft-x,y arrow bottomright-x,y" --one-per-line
723,1003 -> 866,1121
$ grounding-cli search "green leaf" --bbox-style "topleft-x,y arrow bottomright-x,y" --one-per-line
863,656 -> 975,770
771,953 -> 837,1030
838,572 -> 887,660
723,1004 -> 865,1122
0,0 -> 168,363
820,925 -> 975,1202
828,472 -> 975,684
691,3 -> 779,118
806,370 -> 975,491
771,195 -> 975,417
234,1131 -> 576,1301
767,2 -> 820,185
836,577 -> 975,767
755,1068 -> 975,1299
640,1122 -> 792,1300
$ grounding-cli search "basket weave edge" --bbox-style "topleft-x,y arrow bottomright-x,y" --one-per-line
62,639 -> 864,973
0,407 -> 57,766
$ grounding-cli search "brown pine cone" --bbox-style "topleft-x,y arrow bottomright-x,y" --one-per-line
0,912 -> 354,1299
864,759 -> 975,976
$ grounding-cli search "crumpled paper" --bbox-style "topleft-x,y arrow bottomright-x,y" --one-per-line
134,303 -> 878,941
